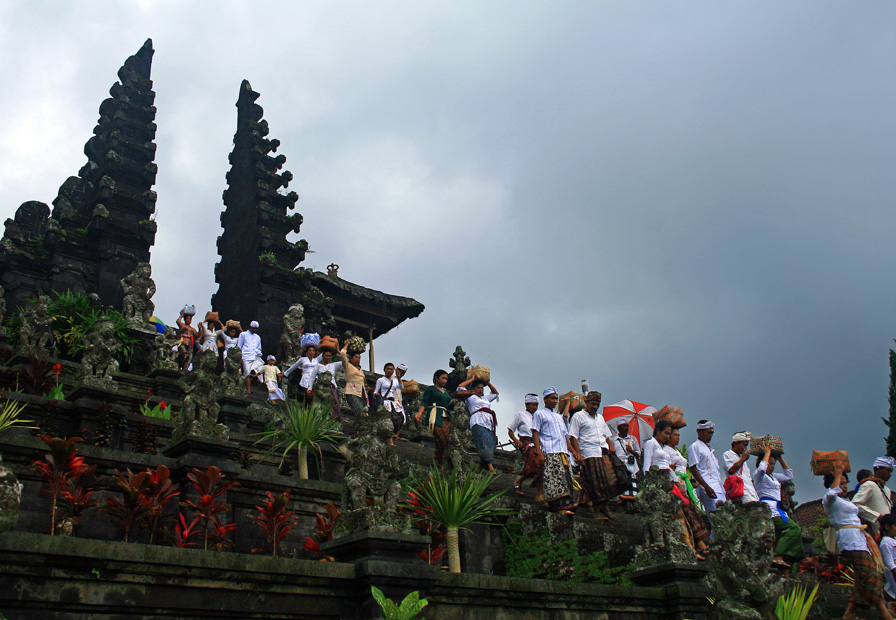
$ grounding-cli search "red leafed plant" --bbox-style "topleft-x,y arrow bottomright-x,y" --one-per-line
101,469 -> 152,542
58,464 -> 103,533
304,503 -> 339,561
173,513 -> 203,548
142,465 -> 180,544
181,466 -> 239,550
32,434 -> 91,534
251,490 -> 299,557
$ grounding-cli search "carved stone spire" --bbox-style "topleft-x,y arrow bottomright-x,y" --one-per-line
0,39 -> 159,310
212,80 -> 308,349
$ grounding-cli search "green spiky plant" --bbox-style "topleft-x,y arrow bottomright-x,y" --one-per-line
0,396 -> 32,434
775,583 -> 818,620
402,465 -> 511,573
370,586 -> 428,620
254,400 -> 342,480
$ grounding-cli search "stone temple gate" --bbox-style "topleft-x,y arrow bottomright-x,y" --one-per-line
0,39 -> 424,351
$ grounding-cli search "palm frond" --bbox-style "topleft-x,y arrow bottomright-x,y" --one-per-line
401,465 -> 511,530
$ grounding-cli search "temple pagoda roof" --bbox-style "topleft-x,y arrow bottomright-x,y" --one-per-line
307,271 -> 424,340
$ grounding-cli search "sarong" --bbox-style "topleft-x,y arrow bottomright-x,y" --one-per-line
265,380 -> 285,402
242,357 -> 263,378
841,550 -> 884,606
471,424 -> 496,466
391,410 -> 404,435
544,452 -> 576,510
518,437 -> 543,486
433,421 -> 451,467
579,454 -> 618,504
683,501 -> 710,547
330,385 -> 341,419
772,515 -> 805,561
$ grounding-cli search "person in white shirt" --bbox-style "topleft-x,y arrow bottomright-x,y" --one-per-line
611,420 -> 641,494
722,431 -> 760,503
667,427 -> 710,559
568,392 -> 616,520
458,377 -> 500,473
879,514 -> 896,615
853,456 -> 895,538
372,363 -> 404,446
824,464 -> 894,620
508,394 -> 543,498
753,445 -> 804,568
532,386 -> 577,515
236,320 -> 263,394
283,343 -> 323,402
258,355 -> 286,402
642,421 -> 673,476
315,347 -> 344,418
687,420 -> 726,513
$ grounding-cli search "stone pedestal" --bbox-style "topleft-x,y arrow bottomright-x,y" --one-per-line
162,434 -> 238,462
629,562 -> 712,620
321,529 -> 440,620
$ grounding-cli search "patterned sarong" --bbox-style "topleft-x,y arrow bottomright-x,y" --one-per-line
433,422 -> 450,467
841,550 -> 884,606
519,437 -> 543,485
772,515 -> 805,562
544,452 -> 576,510
579,454 -> 618,504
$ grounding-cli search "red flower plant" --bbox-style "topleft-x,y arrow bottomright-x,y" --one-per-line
32,435 -> 90,534
181,466 -> 239,550
251,490 -> 299,557
52,363 -> 62,375
159,401 -> 167,410
304,503 -> 339,561
174,513 -> 203,548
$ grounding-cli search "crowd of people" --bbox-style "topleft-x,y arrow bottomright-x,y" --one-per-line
170,312 -> 896,618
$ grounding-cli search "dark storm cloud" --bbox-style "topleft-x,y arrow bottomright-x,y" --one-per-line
1,2 -> 895,500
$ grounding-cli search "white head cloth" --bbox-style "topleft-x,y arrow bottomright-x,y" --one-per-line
266,355 -> 276,361
524,394 -> 539,404
456,387 -> 469,393
543,386 -> 558,397
397,363 -> 408,373
696,420 -> 715,430
731,431 -> 751,442
250,320 -> 260,328
874,457 -> 895,470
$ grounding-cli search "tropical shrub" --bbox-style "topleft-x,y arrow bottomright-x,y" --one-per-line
254,400 -> 342,479
181,466 -> 239,550
304,503 -> 339,561
0,394 -> 32,434
775,583 -> 818,620
370,586 -> 428,620
32,435 -> 91,534
401,465 -> 510,573
251,490 -> 299,557
102,469 -> 153,543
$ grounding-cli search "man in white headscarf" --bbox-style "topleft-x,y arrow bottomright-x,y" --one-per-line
508,393 -> 543,499
687,419 -> 726,512
532,386 -> 577,514
723,431 -> 760,503
853,456 -> 895,537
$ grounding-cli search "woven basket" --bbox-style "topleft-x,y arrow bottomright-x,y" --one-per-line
401,380 -> 420,397
559,391 -> 586,414
318,336 -> 339,353
749,435 -> 784,456
346,336 -> 366,354
466,365 -> 490,383
653,406 -> 686,429
810,450 -> 851,475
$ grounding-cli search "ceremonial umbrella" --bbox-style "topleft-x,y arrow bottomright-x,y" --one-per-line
603,400 -> 656,450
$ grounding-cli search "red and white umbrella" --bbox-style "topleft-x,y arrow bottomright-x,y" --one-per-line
603,400 -> 656,451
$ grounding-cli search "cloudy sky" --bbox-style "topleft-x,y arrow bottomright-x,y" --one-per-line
1,2 -> 894,501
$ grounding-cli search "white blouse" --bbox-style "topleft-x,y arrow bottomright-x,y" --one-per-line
374,376 -> 404,416
508,410 -> 533,438
284,354 -> 323,389
467,393 -> 499,431
823,488 -> 869,553
643,437 -> 671,474
752,460 -> 794,518
666,445 -> 688,476
532,408 -> 570,455
880,536 -> 896,598
568,411 -> 612,459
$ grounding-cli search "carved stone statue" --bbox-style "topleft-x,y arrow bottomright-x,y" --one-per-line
170,350 -> 229,442
443,399 -> 474,479
707,501 -> 784,620
80,316 -> 121,386
446,345 -> 470,392
633,468 -> 697,567
313,369 -> 335,413
336,405 -> 409,535
16,294 -> 53,358
277,304 -> 304,363
0,454 -> 23,533
221,346 -> 245,398
151,327 -> 180,371
121,262 -> 156,327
